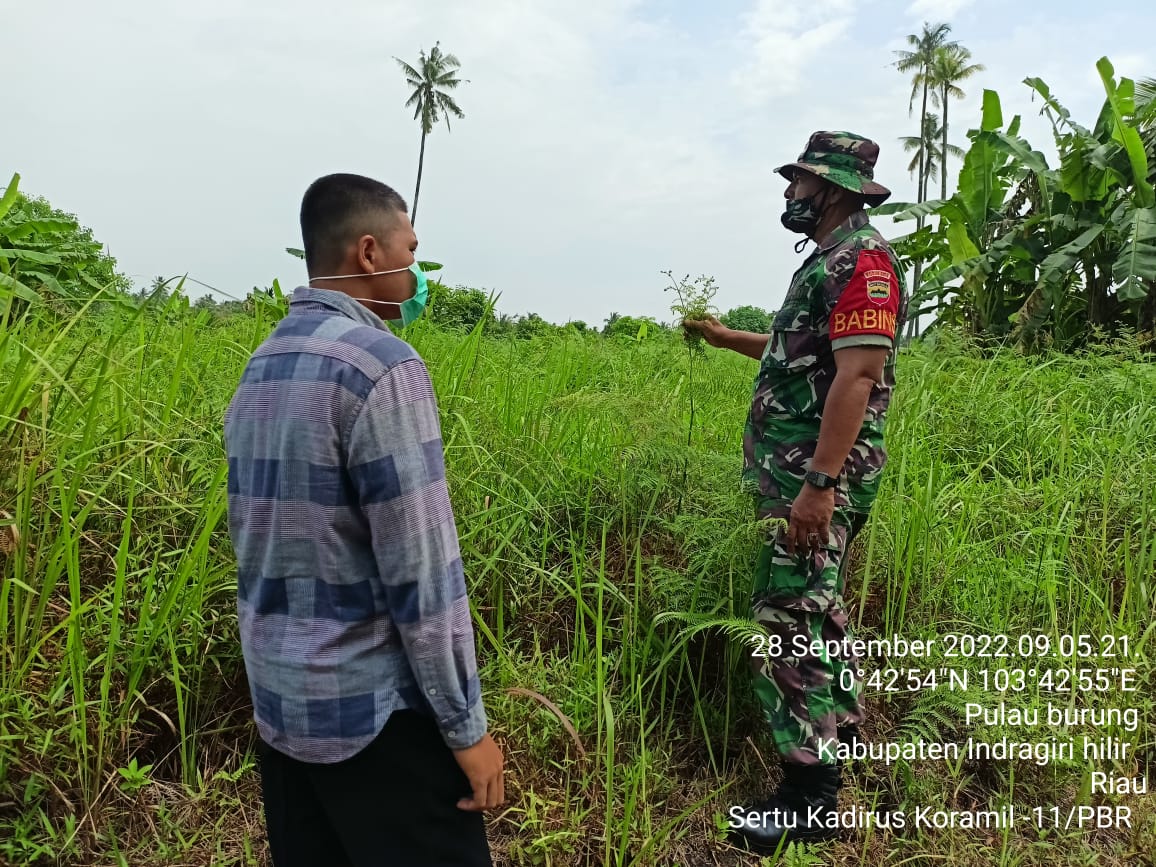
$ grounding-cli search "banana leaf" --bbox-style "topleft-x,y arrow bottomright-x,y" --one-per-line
1097,58 -> 1155,207
1111,206 -> 1156,301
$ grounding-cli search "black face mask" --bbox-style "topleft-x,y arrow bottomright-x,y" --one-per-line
780,186 -> 830,235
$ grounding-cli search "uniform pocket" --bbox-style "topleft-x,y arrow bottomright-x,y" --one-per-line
771,303 -> 810,333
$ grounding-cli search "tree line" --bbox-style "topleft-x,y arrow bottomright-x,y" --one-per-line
5,32 -> 1153,351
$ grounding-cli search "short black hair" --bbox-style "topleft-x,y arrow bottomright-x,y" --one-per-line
299,174 -> 408,275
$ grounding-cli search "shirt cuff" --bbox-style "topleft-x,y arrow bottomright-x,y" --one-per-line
438,699 -> 488,750
831,334 -> 894,351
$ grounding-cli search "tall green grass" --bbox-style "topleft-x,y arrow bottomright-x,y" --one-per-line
1,299 -> 1152,866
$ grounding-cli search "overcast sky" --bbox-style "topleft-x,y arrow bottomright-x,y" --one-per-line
5,0 -> 1153,325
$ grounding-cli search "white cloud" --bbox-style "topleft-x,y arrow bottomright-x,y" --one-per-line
906,0 -> 974,19
733,0 -> 857,102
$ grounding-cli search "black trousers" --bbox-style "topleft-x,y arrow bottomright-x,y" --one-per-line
257,710 -> 492,867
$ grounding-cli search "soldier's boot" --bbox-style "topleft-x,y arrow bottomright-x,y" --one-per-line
730,763 -> 842,852
838,724 -> 861,763
837,724 -> 860,751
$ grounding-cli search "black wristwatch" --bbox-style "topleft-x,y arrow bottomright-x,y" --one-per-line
804,470 -> 839,490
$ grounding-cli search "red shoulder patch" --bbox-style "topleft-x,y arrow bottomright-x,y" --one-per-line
830,249 -> 899,342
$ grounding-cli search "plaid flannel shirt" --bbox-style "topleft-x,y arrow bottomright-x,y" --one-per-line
224,286 -> 487,763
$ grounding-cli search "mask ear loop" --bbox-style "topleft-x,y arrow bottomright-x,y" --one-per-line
308,265 -> 415,314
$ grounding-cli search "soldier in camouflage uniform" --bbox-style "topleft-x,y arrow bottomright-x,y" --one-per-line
684,132 -> 905,850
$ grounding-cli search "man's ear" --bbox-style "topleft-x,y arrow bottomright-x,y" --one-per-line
355,234 -> 377,272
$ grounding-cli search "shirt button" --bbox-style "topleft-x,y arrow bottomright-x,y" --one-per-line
428,688 -> 437,696
448,730 -> 457,738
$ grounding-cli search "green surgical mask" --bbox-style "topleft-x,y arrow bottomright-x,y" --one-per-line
310,263 -> 429,326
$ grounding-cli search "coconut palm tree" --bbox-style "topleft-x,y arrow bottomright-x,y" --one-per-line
395,43 -> 467,227
900,113 -> 964,199
894,22 -> 955,205
898,112 -> 963,340
930,44 -> 985,198
894,22 -> 955,326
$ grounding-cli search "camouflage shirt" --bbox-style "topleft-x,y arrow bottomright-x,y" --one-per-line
742,211 -> 906,517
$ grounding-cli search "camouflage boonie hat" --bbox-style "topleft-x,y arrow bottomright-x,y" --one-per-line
776,131 -> 891,205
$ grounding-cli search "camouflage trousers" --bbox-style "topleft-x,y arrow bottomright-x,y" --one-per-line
749,506 -> 868,766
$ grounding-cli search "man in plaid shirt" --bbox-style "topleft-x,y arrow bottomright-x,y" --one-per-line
224,173 -> 503,866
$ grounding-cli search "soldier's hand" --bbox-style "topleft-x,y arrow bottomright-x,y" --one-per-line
786,484 -> 835,557
681,316 -> 730,348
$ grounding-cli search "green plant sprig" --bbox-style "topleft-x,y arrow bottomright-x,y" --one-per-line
663,271 -> 718,356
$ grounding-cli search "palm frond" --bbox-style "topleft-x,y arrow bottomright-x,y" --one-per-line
929,44 -> 983,101
1137,77 -> 1156,103
394,58 -> 422,80
893,49 -> 921,73
1137,78 -> 1156,158
396,43 -> 467,138
421,101 -> 439,134
437,93 -> 465,119
894,22 -> 956,115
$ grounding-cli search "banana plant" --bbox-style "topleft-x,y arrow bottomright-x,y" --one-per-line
0,173 -> 129,318
875,89 -> 1033,337
0,174 -> 50,312
875,57 -> 1156,349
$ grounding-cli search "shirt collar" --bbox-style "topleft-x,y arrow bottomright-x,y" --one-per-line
816,209 -> 869,253
289,285 -> 387,331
